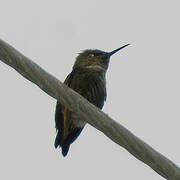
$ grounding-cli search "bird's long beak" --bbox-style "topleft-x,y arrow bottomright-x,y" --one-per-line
108,44 -> 130,57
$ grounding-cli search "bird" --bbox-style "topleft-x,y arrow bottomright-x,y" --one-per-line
54,44 -> 130,157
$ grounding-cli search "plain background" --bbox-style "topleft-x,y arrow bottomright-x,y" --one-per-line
0,0 -> 180,179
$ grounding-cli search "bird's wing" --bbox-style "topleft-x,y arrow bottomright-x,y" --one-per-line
54,73 -> 73,150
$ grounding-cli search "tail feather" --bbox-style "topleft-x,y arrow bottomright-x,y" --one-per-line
54,127 -> 84,157
54,131 -> 62,148
62,144 -> 70,157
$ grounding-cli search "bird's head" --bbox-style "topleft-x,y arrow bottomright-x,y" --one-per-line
73,44 -> 130,71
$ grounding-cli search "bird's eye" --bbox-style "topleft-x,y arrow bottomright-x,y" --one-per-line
89,54 -> 94,57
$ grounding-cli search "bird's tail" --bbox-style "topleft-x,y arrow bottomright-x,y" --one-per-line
55,127 -> 83,157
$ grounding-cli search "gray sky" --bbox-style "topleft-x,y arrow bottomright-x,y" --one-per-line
0,0 -> 179,179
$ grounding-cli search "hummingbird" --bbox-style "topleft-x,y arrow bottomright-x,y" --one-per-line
54,44 -> 130,156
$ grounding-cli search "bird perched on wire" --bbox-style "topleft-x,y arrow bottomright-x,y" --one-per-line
54,44 -> 130,156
